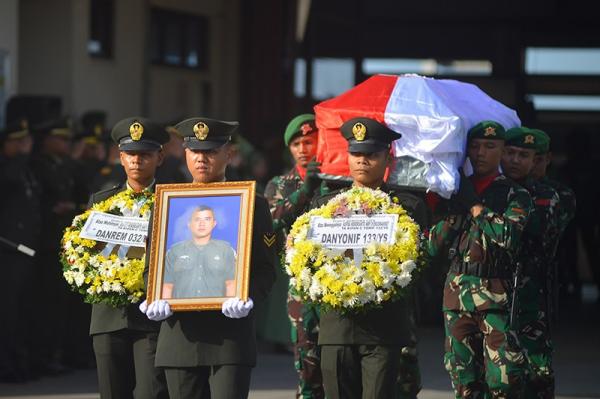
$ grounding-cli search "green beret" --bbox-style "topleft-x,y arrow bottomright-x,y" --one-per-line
111,117 -> 169,151
505,127 -> 548,153
284,114 -> 317,146
529,128 -> 550,153
0,118 -> 30,141
467,120 -> 506,141
340,117 -> 401,153
175,117 -> 238,150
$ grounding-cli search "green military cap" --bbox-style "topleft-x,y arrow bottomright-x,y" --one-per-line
467,120 -> 506,141
505,126 -> 546,152
78,111 -> 108,144
284,114 -> 317,146
529,128 -> 550,153
0,118 -> 30,141
340,117 -> 401,153
111,116 -> 169,151
175,117 -> 239,150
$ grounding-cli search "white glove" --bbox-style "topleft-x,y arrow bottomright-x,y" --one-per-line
138,299 -> 149,314
222,297 -> 254,319
144,299 -> 173,321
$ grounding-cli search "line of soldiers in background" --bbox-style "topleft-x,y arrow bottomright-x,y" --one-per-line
0,112 -> 269,383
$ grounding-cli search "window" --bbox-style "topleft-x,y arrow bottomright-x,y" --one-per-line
527,94 -> 600,111
525,48 -> 600,75
88,0 -> 114,58
150,8 -> 209,70
362,58 -> 492,76
312,58 -> 355,100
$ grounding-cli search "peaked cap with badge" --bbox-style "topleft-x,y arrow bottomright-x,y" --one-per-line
78,111 -> 108,144
284,114 -> 317,146
0,118 -> 30,142
467,120 -> 506,141
340,117 -> 401,153
175,117 -> 239,150
505,126 -> 549,153
35,117 -> 75,139
111,116 -> 169,151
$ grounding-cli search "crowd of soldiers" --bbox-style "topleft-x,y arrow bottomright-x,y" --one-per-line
0,108 -> 586,399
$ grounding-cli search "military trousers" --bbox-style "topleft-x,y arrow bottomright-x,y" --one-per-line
518,309 -> 554,399
92,329 -> 168,399
163,365 -> 252,399
443,309 -> 526,399
321,344 -> 402,399
288,291 -> 324,399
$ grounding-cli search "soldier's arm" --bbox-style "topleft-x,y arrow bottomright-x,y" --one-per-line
264,176 -> 316,233
248,196 -> 277,301
471,188 -> 532,252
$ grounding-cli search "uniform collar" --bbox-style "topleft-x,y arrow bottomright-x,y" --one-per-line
126,179 -> 156,193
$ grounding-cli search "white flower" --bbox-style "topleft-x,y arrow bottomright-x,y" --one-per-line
376,290 -> 385,303
397,271 -> 412,288
74,273 -> 85,287
401,260 -> 416,274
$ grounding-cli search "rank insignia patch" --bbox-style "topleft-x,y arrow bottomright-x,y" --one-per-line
263,233 -> 276,247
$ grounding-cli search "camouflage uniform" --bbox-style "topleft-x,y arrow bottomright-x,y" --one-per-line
427,174 -> 532,399
264,167 -> 327,399
517,179 -> 560,399
541,177 -> 576,236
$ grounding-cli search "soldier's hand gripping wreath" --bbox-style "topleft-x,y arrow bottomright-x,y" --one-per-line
451,169 -> 480,212
302,160 -> 322,194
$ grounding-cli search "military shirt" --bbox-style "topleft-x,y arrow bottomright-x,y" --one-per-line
541,176 -> 576,237
265,167 -> 328,241
311,185 -> 429,346
427,174 -> 533,312
164,239 -> 236,298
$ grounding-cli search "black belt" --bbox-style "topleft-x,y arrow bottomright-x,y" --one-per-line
449,261 -> 512,279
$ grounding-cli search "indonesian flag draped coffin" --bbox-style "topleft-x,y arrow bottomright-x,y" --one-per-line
314,74 -> 521,198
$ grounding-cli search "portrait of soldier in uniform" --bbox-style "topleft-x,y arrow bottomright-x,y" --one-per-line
162,205 -> 237,299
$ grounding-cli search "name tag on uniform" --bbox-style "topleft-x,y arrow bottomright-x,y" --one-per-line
80,211 -> 149,248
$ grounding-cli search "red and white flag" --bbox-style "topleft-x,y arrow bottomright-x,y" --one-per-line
314,74 -> 520,198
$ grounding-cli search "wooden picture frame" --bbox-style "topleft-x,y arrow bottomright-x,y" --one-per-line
147,181 -> 256,311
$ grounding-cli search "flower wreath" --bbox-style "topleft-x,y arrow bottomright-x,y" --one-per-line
285,186 -> 422,312
60,189 -> 154,307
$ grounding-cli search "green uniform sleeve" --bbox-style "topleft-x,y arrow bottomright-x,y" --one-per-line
264,175 -> 316,233
248,196 -> 277,301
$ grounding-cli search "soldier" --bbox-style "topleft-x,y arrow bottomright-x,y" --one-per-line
31,117 -> 86,374
88,117 -> 169,399
501,127 -> 561,399
311,117 -> 428,399
0,119 -> 41,382
139,117 -> 277,399
263,114 -> 326,398
427,121 -> 532,398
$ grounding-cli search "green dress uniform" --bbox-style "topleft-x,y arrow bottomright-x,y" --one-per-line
90,117 -> 170,399
310,117 -> 427,399
164,239 -> 236,298
152,117 -> 278,399
427,122 -> 532,399
261,113 -> 328,399
0,120 -> 42,381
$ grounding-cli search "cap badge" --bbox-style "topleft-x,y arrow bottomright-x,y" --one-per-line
129,122 -> 144,141
94,124 -> 103,137
484,126 -> 496,136
193,122 -> 209,140
524,135 -> 535,144
352,122 -> 367,141
300,123 -> 313,136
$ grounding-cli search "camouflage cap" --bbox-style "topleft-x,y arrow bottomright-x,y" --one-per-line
505,126 -> 547,152
284,114 -> 317,146
340,117 -> 401,153
175,117 -> 239,150
111,116 -> 169,151
467,120 -> 506,141
0,118 -> 30,141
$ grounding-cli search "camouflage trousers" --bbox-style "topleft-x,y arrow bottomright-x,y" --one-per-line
444,309 -> 526,399
518,309 -> 554,399
288,291 -> 324,399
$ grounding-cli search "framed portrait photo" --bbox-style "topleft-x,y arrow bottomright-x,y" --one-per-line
147,181 -> 256,311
